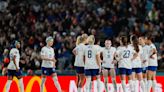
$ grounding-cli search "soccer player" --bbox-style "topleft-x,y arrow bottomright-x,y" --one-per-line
72,36 -> 86,92
139,36 -> 149,91
145,35 -> 158,92
6,41 -> 24,92
101,38 -> 117,92
115,36 -> 134,92
40,36 -> 61,92
84,35 -> 101,92
130,35 -> 145,92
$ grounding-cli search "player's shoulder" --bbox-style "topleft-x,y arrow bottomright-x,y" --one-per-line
10,48 -> 18,52
41,46 -> 47,49
101,47 -> 106,50
150,43 -> 156,48
116,46 -> 122,50
10,48 -> 19,55
111,46 -> 116,50
79,43 -> 86,48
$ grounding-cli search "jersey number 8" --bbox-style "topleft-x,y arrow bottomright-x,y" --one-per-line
88,50 -> 92,58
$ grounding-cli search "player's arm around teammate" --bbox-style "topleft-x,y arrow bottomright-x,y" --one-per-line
6,41 -> 24,92
40,36 -> 61,92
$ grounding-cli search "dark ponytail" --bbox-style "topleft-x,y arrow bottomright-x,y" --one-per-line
131,35 -> 139,53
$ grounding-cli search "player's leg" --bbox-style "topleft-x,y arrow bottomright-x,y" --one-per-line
78,74 -> 85,92
131,68 -> 136,92
147,67 -> 153,92
102,68 -> 108,92
95,70 -> 101,92
17,70 -> 24,92
152,67 -> 157,92
76,67 -> 85,92
127,69 -> 133,92
40,67 -> 47,92
51,68 -> 62,92
85,69 -> 92,92
119,68 -> 127,92
143,67 -> 148,92
6,70 -> 13,92
136,68 -> 145,92
109,68 -> 117,92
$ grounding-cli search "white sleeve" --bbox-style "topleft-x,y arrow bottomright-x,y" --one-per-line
40,48 -> 46,56
10,49 -> 17,58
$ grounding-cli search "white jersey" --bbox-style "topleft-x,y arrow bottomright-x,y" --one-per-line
116,45 -> 134,69
41,46 -> 55,68
7,48 -> 20,70
141,45 -> 149,67
147,44 -> 158,66
131,45 -> 143,68
95,45 -> 103,54
84,45 -> 100,69
102,47 -> 116,68
74,43 -> 86,67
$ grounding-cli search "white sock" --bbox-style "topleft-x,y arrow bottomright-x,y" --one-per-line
152,80 -> 156,92
97,78 -> 101,92
112,78 -> 117,92
128,80 -> 135,91
144,78 -> 147,92
140,80 -> 145,92
134,80 -> 138,92
104,77 -> 108,92
53,76 -> 62,92
40,78 -> 46,92
121,80 -> 127,92
19,78 -> 24,92
147,80 -> 152,92
6,80 -> 12,92
85,77 -> 91,92
77,87 -> 82,92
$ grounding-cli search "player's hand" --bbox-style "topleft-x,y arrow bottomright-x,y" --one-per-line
16,67 -> 19,72
112,60 -> 117,64
143,60 -> 147,63
99,67 -> 102,73
52,58 -> 56,62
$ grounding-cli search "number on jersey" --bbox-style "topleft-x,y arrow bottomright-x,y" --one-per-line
88,50 -> 92,58
123,50 -> 130,58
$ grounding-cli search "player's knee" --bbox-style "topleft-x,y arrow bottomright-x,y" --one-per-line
53,76 -> 58,81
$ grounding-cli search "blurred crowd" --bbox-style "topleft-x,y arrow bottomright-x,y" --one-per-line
0,0 -> 163,75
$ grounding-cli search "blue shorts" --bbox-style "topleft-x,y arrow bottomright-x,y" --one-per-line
148,66 -> 157,71
7,69 -> 22,78
41,67 -> 56,76
142,67 -> 148,73
85,69 -> 99,76
119,68 -> 132,75
132,68 -> 142,73
75,66 -> 84,74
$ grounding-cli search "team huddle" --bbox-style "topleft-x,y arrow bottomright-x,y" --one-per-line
5,33 -> 158,92
73,34 -> 158,92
